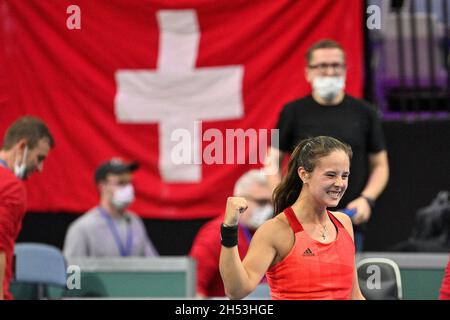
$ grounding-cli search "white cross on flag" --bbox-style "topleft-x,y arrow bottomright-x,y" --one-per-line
0,0 -> 364,219
115,10 -> 244,183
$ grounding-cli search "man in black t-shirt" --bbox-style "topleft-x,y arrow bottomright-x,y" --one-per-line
265,40 -> 389,251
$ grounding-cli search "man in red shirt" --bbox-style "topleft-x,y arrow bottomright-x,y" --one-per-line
189,169 -> 272,298
0,116 -> 54,300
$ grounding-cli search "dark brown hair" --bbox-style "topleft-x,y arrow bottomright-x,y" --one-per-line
272,136 -> 352,214
306,39 -> 345,65
2,116 -> 55,150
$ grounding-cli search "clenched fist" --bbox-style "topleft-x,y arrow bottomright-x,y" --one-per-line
223,197 -> 248,226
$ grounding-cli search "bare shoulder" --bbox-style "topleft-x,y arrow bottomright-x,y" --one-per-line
252,213 -> 292,244
330,211 -> 352,225
330,211 -> 354,238
261,213 -> 291,232
252,213 -> 294,262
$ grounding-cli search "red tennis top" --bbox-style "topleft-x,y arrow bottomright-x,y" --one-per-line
266,207 -> 355,300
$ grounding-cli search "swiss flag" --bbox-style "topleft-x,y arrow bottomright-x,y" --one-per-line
0,0 -> 363,219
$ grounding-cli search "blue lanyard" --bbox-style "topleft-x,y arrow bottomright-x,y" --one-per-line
241,225 -> 253,245
0,159 -> 9,169
98,206 -> 133,257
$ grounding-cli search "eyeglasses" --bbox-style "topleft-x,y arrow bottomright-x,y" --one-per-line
308,63 -> 346,73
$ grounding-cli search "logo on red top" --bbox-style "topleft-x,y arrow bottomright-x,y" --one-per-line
302,248 -> 315,256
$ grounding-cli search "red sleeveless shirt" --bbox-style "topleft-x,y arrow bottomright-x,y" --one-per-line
266,207 -> 355,300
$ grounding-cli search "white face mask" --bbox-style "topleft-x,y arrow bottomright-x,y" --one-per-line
14,146 -> 28,180
247,204 -> 273,229
312,76 -> 345,102
111,184 -> 135,210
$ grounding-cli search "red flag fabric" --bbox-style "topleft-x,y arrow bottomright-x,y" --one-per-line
0,0 -> 363,219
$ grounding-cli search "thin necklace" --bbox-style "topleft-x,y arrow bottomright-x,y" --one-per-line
319,223 -> 328,241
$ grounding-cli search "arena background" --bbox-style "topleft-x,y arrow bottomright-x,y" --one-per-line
0,0 -> 449,301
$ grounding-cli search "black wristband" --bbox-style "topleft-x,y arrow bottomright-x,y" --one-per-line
361,195 -> 376,209
221,224 -> 238,248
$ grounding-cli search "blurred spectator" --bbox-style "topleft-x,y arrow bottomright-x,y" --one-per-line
63,158 -> 158,258
0,116 -> 55,300
190,169 -> 272,298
